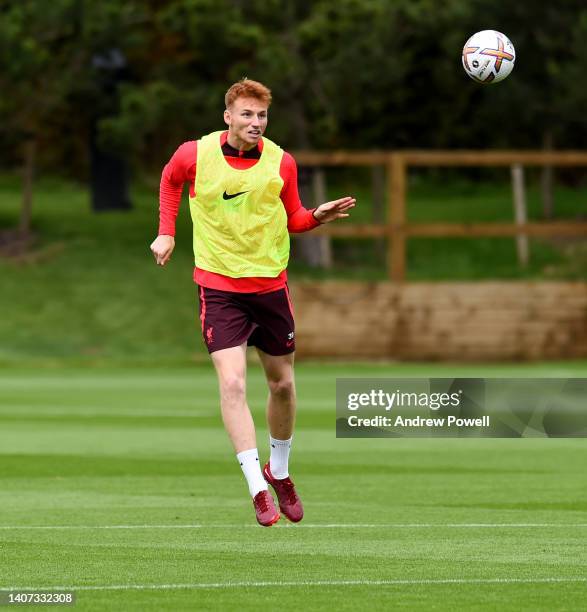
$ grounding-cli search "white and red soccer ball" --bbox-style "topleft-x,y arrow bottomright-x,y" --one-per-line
462,30 -> 516,84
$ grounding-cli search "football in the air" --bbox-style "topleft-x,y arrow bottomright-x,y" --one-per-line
462,30 -> 515,84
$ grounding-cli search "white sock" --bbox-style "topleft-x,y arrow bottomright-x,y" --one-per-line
269,436 -> 292,479
236,448 -> 268,498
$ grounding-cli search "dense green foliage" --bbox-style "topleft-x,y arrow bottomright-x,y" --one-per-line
2,0 -> 587,175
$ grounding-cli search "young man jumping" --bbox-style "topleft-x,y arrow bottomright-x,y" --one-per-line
150,78 -> 355,526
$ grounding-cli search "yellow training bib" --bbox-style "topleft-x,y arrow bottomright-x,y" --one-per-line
189,131 -> 289,277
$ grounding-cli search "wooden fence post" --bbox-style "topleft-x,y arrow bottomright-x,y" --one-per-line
388,153 -> 407,281
511,163 -> 529,268
312,167 -> 332,268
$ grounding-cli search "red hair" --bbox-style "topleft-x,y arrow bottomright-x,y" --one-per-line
225,78 -> 272,108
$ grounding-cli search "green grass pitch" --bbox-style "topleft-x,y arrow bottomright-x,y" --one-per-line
0,362 -> 586,610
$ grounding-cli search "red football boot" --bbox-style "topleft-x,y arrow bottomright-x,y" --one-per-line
263,463 -> 304,523
252,490 -> 280,527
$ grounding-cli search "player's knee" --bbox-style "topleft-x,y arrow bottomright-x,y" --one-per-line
267,378 -> 295,401
220,375 -> 246,400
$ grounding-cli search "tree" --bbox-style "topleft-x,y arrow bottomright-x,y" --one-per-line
0,0 -> 88,244
3,0 -> 587,214
0,0 -> 153,246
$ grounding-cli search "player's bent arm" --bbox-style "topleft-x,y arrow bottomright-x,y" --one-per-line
280,153 -> 356,227
150,235 -> 175,266
287,206 -> 320,233
158,141 -> 198,236
280,153 -> 322,232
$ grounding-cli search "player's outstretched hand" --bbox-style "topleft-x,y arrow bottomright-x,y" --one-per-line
313,196 -> 356,224
150,235 -> 175,266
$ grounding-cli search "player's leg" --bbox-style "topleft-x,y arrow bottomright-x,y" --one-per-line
257,350 -> 296,440
210,343 -> 255,452
199,286 -> 280,526
246,286 -> 297,451
210,343 -> 279,526
245,286 -> 303,521
256,348 -> 304,522
256,349 -> 296,459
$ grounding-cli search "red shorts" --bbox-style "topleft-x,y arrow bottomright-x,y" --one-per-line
197,286 -> 296,355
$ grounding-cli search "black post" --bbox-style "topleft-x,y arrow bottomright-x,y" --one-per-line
90,48 -> 131,212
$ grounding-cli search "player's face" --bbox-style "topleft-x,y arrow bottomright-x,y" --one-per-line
224,97 -> 268,150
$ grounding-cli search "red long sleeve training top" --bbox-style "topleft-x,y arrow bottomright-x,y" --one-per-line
159,131 -> 320,293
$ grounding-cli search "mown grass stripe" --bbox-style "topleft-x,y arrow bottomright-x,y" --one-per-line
2,577 -> 586,592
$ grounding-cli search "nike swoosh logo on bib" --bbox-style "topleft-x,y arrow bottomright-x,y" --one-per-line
222,190 -> 249,200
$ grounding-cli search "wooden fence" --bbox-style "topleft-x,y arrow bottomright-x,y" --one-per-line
293,151 -> 587,281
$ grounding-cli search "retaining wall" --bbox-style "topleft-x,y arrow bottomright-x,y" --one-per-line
290,281 -> 587,361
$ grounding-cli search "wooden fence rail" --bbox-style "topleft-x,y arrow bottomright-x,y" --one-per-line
292,150 -> 587,281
